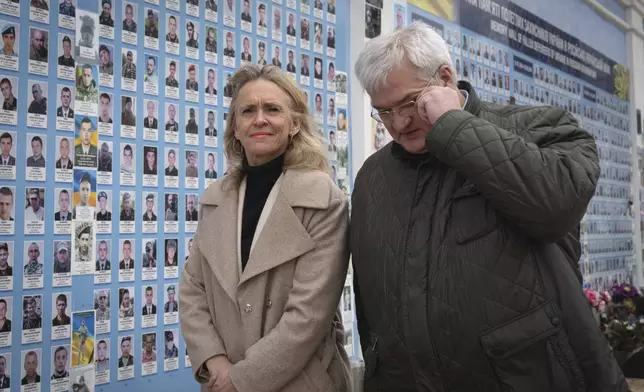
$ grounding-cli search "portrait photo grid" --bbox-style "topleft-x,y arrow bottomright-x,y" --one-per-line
0,0 -> 348,390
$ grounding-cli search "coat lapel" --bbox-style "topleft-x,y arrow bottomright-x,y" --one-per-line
239,190 -> 316,285
198,182 -> 240,302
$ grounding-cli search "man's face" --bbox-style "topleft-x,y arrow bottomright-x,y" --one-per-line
29,195 -> 40,211
288,51 -> 293,63
226,36 -> 232,48
289,13 -> 294,25
208,155 -> 214,168
168,289 -> 175,302
79,233 -> 90,253
0,249 -> 7,267
147,102 -> 154,116
0,82 -> 10,99
125,6 -> 133,22
3,33 -> 14,51
122,293 -> 130,307
32,85 -> 42,101
259,7 -> 266,22
61,90 -> 71,107
167,247 -> 175,261
80,122 -> 92,146
274,47 -> 279,58
100,97 -> 110,116
123,149 -> 132,165
244,0 -> 250,13
243,39 -> 249,52
79,181 -> 90,205
126,53 -> 132,65
123,197 -> 131,211
168,152 -> 175,166
0,357 -> 4,375
55,350 -> 67,373
82,67 -> 93,87
31,140 -> 42,157
102,3 -> 111,15
63,40 -> 71,56
169,18 -> 176,34
99,242 -> 107,259
145,336 -> 153,353
259,45 -> 265,58
208,113 -> 214,126
98,292 -> 106,309
208,30 -> 215,41
187,196 -> 194,211
146,198 -> 153,212
59,191 -> 69,212
189,69 -> 195,82
189,155 -> 195,167
56,299 -> 66,317
32,30 -> 44,50
187,24 -> 194,38
208,72 -> 215,86
123,243 -> 131,259
169,64 -> 176,77
146,151 -> 155,168
0,194 -> 11,220
147,58 -> 154,74
169,105 -> 176,120
125,101 -> 132,112
56,248 -> 68,264
121,339 -> 131,356
145,289 -> 153,305
1,137 -> 11,155
100,49 -> 109,64
25,354 -> 37,376
97,342 -> 107,360
369,64 -> 442,154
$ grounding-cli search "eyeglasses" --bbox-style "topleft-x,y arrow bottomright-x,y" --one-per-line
371,65 -> 444,124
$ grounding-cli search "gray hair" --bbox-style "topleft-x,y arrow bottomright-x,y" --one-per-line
355,22 -> 454,95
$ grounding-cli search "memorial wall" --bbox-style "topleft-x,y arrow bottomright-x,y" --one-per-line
0,0 -> 352,391
372,0 -> 633,292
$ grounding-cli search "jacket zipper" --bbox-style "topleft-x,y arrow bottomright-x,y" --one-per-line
401,161 -> 449,392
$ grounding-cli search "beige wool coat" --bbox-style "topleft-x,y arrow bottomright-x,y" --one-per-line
179,168 -> 352,392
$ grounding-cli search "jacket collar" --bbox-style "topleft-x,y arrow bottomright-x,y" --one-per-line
198,169 -> 326,301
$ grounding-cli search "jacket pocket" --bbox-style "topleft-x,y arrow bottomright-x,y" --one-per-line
451,185 -> 499,244
479,300 -> 585,392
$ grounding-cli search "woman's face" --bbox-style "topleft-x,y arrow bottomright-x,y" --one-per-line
235,79 -> 293,166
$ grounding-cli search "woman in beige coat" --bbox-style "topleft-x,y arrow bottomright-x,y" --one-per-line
179,64 -> 351,392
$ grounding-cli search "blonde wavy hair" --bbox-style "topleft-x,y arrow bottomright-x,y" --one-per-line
223,64 -> 327,187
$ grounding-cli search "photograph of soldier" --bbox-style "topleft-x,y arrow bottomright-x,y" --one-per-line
27,82 -> 47,115
58,35 -> 74,67
0,25 -> 17,57
99,45 -> 113,75
75,64 -> 99,103
29,28 -> 48,63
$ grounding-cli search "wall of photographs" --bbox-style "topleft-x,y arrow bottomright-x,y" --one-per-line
387,1 -> 633,293
0,0 -> 351,391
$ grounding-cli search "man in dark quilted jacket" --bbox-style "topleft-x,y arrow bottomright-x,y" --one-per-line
350,22 -> 627,392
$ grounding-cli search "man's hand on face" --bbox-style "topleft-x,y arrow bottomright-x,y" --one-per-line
416,85 -> 462,125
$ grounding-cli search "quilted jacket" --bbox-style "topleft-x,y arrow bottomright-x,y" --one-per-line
350,81 -> 628,392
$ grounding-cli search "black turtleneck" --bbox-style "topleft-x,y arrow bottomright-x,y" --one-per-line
241,153 -> 285,270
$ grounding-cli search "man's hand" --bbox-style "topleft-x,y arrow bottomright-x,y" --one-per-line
416,85 -> 462,125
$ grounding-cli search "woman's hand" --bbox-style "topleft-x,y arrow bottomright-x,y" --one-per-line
205,356 -> 237,392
